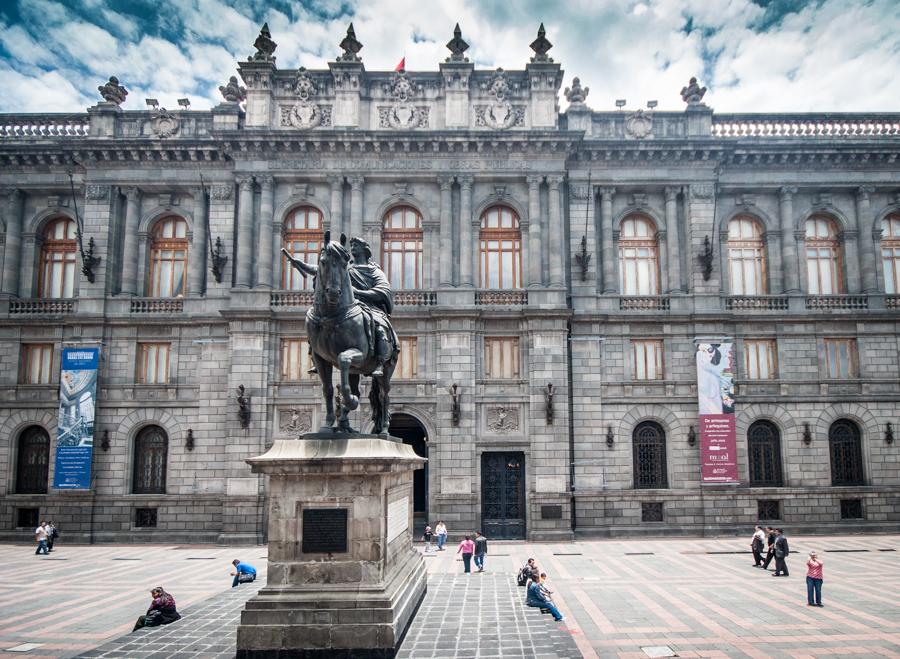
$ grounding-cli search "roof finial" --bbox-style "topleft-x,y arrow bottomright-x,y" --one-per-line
446,23 -> 469,62
529,22 -> 553,63
338,23 -> 363,62
250,22 -> 277,62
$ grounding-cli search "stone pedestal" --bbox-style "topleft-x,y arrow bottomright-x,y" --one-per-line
236,435 -> 427,659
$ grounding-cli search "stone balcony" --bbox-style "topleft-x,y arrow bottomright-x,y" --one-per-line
6,298 -> 76,315
618,295 -> 670,311
130,297 -> 184,313
725,295 -> 789,311
805,295 -> 869,311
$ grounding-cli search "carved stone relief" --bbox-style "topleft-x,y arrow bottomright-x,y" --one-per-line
85,185 -> 110,201
278,407 -> 313,436
486,405 -> 520,433
210,185 -> 233,200
625,110 -> 653,139
148,110 -> 180,138
378,105 -> 429,129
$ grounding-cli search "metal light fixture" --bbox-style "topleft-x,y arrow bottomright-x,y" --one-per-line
606,426 -> 614,448
687,426 -> 696,447
100,429 -> 110,452
615,99 -> 626,109
545,383 -> 554,425
802,422 -> 812,446
145,98 -> 159,109
237,385 -> 251,429
449,383 -> 461,427
186,428 -> 195,451
886,422 -> 894,445
177,98 -> 191,109
699,235 -> 714,281
647,100 -> 658,110
65,163 -> 101,283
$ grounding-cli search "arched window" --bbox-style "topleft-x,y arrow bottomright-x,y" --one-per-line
805,216 -> 842,294
282,206 -> 323,290
479,206 -> 522,289
15,426 -> 50,494
149,217 -> 188,298
727,216 -> 767,295
619,215 -> 659,295
881,214 -> 900,294
38,217 -> 77,298
748,420 -> 783,486
829,419 -> 863,486
633,421 -> 667,489
382,206 -> 423,289
133,425 -> 168,494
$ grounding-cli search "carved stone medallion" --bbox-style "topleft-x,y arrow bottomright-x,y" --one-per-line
625,110 -> 653,139
150,110 -> 180,138
279,407 -> 312,436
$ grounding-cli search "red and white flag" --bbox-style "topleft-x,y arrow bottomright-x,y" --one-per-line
394,57 -> 406,72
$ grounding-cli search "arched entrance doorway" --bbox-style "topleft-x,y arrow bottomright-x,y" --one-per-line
389,413 -> 428,529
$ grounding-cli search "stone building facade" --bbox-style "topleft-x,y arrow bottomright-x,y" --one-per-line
0,25 -> 898,543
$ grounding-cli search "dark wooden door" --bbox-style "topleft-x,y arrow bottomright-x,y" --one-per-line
481,452 -> 526,539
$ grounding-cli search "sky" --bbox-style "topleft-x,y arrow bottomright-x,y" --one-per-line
0,0 -> 898,114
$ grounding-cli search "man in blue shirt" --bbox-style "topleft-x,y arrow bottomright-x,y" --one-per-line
231,559 -> 257,587
526,578 -> 564,621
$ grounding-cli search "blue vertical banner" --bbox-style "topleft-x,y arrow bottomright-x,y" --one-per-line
52,347 -> 100,490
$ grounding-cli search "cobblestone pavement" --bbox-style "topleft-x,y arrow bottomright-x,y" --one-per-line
2,534 -> 900,658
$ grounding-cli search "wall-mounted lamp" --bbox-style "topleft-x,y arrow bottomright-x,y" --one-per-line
687,426 -> 696,447
886,422 -> 894,445
186,428 -> 195,451
699,235 -> 714,281
145,98 -> 159,110
449,383 -> 461,427
606,426 -> 614,448
100,429 -> 110,452
237,385 -> 251,429
615,99 -> 627,109
545,383 -> 554,425
647,100 -> 658,110
802,422 -> 812,446
177,98 -> 191,109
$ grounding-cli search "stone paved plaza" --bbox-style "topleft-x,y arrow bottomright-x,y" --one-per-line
2,535 -> 900,658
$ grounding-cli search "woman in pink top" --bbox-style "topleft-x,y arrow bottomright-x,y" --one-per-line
457,535 -> 475,573
806,551 -> 824,606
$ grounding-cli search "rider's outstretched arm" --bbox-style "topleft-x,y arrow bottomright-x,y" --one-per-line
281,248 -> 318,277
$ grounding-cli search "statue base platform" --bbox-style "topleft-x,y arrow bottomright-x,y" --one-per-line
236,437 -> 427,658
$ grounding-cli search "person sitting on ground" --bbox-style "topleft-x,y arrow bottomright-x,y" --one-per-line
538,572 -> 554,601
517,557 -> 539,586
231,558 -> 257,587
525,575 -> 564,621
133,586 -> 181,631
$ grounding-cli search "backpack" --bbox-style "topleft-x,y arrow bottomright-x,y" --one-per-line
516,568 -> 529,587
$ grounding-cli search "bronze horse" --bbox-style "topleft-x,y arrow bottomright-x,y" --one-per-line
305,232 -> 398,434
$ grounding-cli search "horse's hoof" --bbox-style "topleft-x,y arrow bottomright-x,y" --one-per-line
347,395 -> 359,410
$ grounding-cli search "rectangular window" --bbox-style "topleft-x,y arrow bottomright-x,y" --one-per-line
395,337 -> 418,379
824,339 -> 858,379
641,502 -> 664,522
21,344 -> 53,384
757,500 -> 781,521
632,340 -> 663,380
484,337 -> 520,379
280,338 -> 316,381
840,499 -> 864,520
134,508 -> 158,528
744,340 -> 777,380
16,507 -> 40,529
137,343 -> 170,384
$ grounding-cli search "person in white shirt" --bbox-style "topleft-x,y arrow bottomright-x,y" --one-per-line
750,525 -> 766,567
435,521 -> 448,551
34,522 -> 49,555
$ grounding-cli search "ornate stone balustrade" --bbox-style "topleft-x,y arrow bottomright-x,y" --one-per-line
115,111 -> 214,139
475,290 -> 528,305
725,295 -> 789,311
712,114 -> 900,138
0,114 -> 90,137
805,295 -> 868,311
9,298 -> 75,314
394,290 -> 437,306
619,296 -> 670,311
271,291 -> 314,308
586,112 -> 688,139
885,296 -> 900,310
130,298 -> 184,313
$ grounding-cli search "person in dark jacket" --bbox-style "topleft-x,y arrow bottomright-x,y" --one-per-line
525,579 -> 564,621
773,528 -> 790,577
133,587 -> 181,631
761,526 -> 777,570
473,531 -> 488,572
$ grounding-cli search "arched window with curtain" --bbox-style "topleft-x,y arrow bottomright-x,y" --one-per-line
748,420 -> 783,486
479,205 -> 522,289
633,421 -> 668,489
727,216 -> 767,295
38,217 -> 77,298
881,214 -> 900,294
805,216 -> 842,294
619,215 -> 660,295
382,206 -> 423,289
133,425 -> 168,494
282,206 -> 323,290
829,419 -> 864,486
149,216 -> 188,298
15,426 -> 50,494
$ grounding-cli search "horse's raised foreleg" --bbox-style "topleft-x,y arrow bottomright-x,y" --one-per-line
313,353 -> 335,429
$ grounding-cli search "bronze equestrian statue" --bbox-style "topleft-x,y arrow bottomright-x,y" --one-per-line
282,233 -> 399,435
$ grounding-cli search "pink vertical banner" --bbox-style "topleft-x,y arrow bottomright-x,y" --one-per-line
696,342 -> 739,485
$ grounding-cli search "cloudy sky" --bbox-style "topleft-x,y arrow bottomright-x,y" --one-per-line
0,0 -> 897,114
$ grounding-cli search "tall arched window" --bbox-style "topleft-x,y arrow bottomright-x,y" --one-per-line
149,217 -> 188,298
805,216 -> 842,294
748,420 -> 783,486
382,206 -> 423,289
829,419 -> 863,486
881,214 -> 900,294
38,217 -> 77,298
479,206 -> 522,289
619,215 -> 659,295
727,216 -> 767,295
133,425 -> 168,494
282,206 -> 323,290
633,421 -> 667,489
15,426 -> 50,494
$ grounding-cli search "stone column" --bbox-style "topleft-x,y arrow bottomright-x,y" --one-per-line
856,186 -> 877,293
459,177 -> 474,287
779,186 -> 800,293
272,217 -> 284,289
548,176 -> 564,287
599,187 -> 616,294
256,176 -> 275,289
349,175 -> 363,239
842,229 -> 861,293
120,186 -> 142,296
664,187 -> 682,293
527,176 -> 543,288
438,176 -> 453,287
764,232 -> 782,294
328,175 -> 344,235
1,190 -> 24,297
188,187 -> 207,296
235,176 -> 255,288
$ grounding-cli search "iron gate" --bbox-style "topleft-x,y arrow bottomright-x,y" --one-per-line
481,451 -> 526,539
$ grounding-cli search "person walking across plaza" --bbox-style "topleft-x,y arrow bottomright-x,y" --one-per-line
457,535 -> 475,573
806,551 -> 824,606
34,521 -> 49,555
525,574 -> 564,621
474,530 -> 488,572
46,521 -> 58,552
133,586 -> 181,631
230,559 -> 257,587
773,528 -> 790,577
435,520 -> 448,551
750,525 -> 766,567
761,526 -> 777,570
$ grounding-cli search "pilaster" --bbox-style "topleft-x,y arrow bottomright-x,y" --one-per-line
1,190 -> 24,297
527,176 -> 543,288
439,61 -> 473,128
328,175 -> 344,235
235,176 -> 255,288
547,175 -> 564,286
329,60 -> 365,128
856,186 -> 877,293
348,175 -> 364,239
664,187 -> 682,293
256,176 -> 275,289
188,187 -> 207,296
779,186 -> 800,293
598,187 -> 616,294
238,60 -> 277,128
458,176 -> 474,287
120,186 -> 141,296
438,176 -> 454,287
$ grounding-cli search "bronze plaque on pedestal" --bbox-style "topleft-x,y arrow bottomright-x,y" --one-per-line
302,508 -> 348,553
